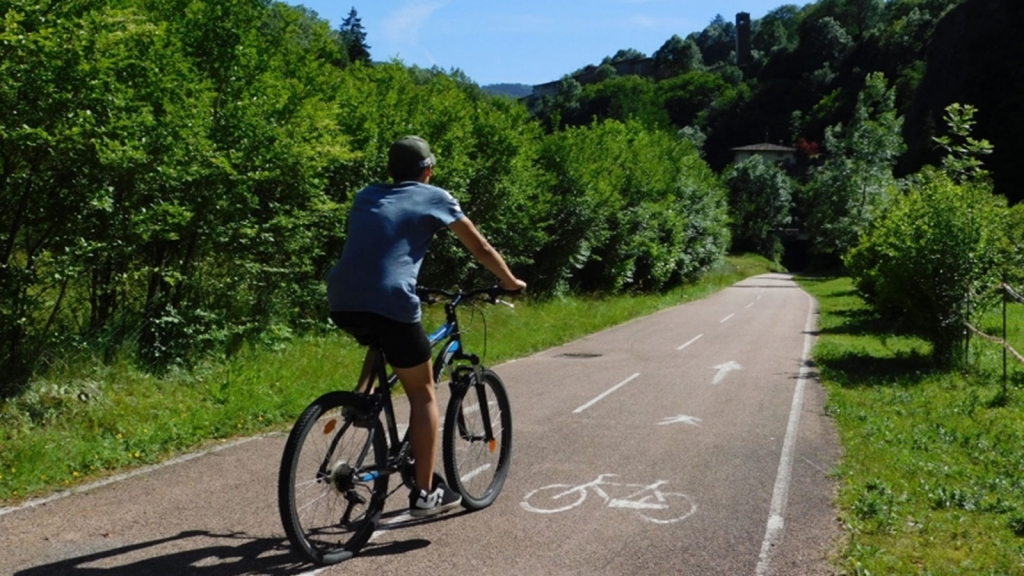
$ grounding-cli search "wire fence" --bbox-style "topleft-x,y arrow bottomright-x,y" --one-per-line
965,282 -> 1024,392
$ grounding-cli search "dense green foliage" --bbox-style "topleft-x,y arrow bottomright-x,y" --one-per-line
846,170 -> 1008,364
533,120 -> 728,294
801,71 -> 904,260
0,0 -> 730,395
846,105 -> 1014,365
725,156 -> 792,260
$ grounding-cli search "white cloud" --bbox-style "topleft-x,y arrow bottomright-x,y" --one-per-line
384,1 -> 451,44
628,15 -> 658,28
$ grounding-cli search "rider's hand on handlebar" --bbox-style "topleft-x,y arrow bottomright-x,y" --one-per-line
500,278 -> 527,295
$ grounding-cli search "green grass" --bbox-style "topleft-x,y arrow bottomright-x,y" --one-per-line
0,254 -> 780,504
797,275 -> 1024,575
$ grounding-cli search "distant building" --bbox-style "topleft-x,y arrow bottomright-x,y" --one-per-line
730,143 -> 796,165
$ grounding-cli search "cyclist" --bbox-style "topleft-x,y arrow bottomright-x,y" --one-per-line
327,135 -> 526,518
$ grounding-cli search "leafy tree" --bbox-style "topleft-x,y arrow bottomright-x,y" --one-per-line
653,35 -> 704,76
579,75 -> 670,129
659,71 -> 740,130
806,0 -> 885,40
533,120 -> 728,294
339,6 -> 370,63
262,4 -> 349,69
932,103 -> 992,184
752,5 -> 801,56
595,62 -> 617,82
725,156 -> 793,260
531,76 -> 583,131
603,48 -> 646,64
799,16 -> 853,74
802,72 -> 903,260
692,14 -> 736,67
677,126 -> 707,156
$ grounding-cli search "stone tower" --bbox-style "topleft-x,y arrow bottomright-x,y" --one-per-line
736,12 -> 751,66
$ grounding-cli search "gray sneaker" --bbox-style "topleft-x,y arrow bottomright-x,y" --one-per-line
409,477 -> 462,518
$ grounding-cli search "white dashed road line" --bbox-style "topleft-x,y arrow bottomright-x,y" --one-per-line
573,373 -> 641,414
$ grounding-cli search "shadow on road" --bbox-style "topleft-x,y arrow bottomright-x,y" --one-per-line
13,529 -> 429,575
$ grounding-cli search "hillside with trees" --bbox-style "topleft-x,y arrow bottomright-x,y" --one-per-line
530,0 -> 1022,209
1,0 -> 1021,393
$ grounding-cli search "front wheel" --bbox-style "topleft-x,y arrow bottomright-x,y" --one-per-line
278,392 -> 388,565
442,368 -> 513,510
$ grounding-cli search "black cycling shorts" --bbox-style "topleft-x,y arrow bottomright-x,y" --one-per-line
330,311 -> 431,369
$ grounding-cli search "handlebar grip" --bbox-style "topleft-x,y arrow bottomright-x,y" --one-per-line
415,286 -> 439,303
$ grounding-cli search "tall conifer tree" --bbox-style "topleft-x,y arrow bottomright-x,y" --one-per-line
339,7 -> 371,63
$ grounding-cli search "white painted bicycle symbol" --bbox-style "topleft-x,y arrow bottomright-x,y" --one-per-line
520,474 -> 698,524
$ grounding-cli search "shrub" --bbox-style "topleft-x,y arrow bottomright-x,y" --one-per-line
846,169 -> 1009,365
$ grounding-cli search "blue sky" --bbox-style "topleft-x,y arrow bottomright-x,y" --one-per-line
283,1 -> 793,86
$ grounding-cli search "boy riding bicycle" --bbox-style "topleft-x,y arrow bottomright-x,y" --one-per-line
326,136 -> 526,517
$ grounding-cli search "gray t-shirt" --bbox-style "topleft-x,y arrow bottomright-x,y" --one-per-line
327,181 -> 464,322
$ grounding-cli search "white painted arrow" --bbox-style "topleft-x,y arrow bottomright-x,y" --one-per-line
711,361 -> 742,385
658,415 -> 702,426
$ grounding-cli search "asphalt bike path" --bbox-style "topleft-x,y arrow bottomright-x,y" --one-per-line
0,273 -> 841,575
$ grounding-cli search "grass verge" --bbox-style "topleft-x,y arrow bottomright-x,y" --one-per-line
0,254 -> 780,504
797,274 -> 1024,575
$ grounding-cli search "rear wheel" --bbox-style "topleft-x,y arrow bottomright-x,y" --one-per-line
278,392 -> 388,565
442,368 -> 513,510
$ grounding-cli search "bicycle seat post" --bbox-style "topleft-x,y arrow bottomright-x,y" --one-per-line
355,347 -> 381,395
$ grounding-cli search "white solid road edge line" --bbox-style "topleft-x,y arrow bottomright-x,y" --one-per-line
754,290 -> 816,576
0,435 -> 269,518
573,373 -> 641,414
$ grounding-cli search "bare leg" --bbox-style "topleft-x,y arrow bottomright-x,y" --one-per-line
392,360 -> 438,491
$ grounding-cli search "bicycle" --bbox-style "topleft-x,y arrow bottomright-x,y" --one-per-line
278,285 -> 518,565
521,473 -> 697,524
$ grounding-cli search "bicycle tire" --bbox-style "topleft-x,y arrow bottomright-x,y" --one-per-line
442,368 -> 513,510
278,391 -> 388,565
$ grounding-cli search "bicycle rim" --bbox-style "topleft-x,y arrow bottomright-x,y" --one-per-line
442,369 -> 513,510
278,392 -> 388,565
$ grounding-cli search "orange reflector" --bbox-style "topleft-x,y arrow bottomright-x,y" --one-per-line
488,439 -> 498,453
323,419 -> 337,435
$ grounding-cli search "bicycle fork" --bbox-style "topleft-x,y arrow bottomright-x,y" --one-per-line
452,364 -> 498,452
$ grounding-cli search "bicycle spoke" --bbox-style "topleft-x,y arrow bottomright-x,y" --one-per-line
279,392 -> 389,565
459,463 -> 492,483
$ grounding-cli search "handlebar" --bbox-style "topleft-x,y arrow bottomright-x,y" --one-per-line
417,285 -> 524,307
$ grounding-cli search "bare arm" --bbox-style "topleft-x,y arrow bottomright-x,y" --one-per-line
448,217 -> 526,292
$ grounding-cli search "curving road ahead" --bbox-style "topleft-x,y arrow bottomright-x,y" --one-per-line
0,273 -> 841,576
